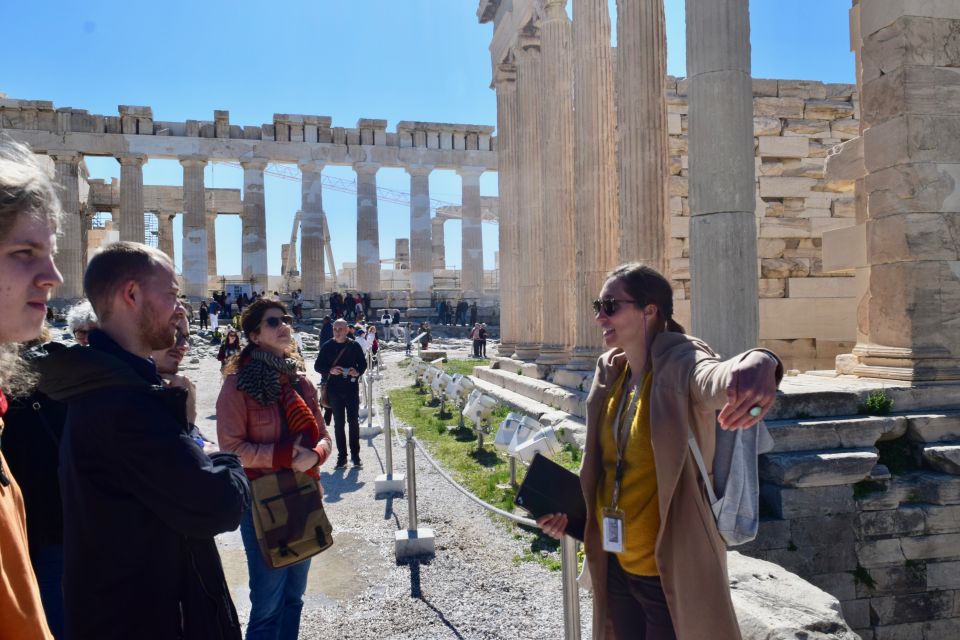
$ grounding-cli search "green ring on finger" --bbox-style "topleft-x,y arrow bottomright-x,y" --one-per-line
749,405 -> 763,418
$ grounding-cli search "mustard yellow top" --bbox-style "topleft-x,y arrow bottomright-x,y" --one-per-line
595,366 -> 660,576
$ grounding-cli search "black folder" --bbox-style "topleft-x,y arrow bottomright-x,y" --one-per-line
514,453 -> 587,541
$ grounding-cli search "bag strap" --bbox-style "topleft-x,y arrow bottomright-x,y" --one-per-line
687,427 -> 719,505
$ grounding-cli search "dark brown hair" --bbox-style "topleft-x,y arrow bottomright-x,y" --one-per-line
83,241 -> 172,321
224,298 -> 293,374
607,262 -> 685,334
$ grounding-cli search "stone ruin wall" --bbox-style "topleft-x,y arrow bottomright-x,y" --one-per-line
666,76 -> 859,370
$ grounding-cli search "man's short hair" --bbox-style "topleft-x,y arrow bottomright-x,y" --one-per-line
84,241 -> 173,320
0,139 -> 62,242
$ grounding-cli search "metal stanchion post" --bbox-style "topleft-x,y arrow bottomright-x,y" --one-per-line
394,427 -> 434,558
509,456 -> 517,489
374,396 -> 405,497
560,535 -> 582,640
384,397 -> 393,474
406,428 -> 418,530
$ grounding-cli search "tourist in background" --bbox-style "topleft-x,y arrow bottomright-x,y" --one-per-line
470,323 -> 482,358
469,301 -> 478,327
537,263 -> 781,640
0,139 -> 63,640
314,318 -> 367,469
199,300 -> 210,330
217,299 -> 331,640
218,328 -> 242,372
65,299 -> 98,346
319,315 -> 333,345
479,323 -> 488,358
208,297 -> 221,332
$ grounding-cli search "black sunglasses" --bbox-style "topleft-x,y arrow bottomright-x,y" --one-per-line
592,298 -> 638,317
262,315 -> 294,329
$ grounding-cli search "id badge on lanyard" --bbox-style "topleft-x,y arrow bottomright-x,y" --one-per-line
603,380 -> 639,554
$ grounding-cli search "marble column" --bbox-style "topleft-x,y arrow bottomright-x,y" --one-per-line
846,3 -> 960,380
407,165 -> 434,304
206,211 -> 217,282
686,0 -> 758,358
617,0 -> 669,272
180,156 -> 208,298
241,160 -> 269,293
513,27 -> 545,361
51,151 -> 83,299
431,217 -> 446,270
117,153 -> 147,244
353,162 -> 381,293
299,162 -> 326,299
157,212 -> 175,263
568,0 -> 620,369
493,61 -> 520,355
537,0 -> 576,365
458,166 -> 485,299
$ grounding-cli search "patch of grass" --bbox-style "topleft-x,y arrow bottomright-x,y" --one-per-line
848,564 -> 877,591
389,385 -> 582,571
440,358 -> 489,376
859,389 -> 894,416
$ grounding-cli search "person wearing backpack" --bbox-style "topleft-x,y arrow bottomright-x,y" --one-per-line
537,263 -> 782,640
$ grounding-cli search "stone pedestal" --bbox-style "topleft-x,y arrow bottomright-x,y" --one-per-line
513,28 -> 545,362
686,0 -> 759,358
616,0 -> 669,272
394,528 -> 435,560
494,63 -> 520,356
537,0 -> 576,365
118,153 -> 146,244
354,162 -> 381,293
568,0 -> 619,369
180,156 -> 208,298
241,160 -> 268,293
51,152 -> 83,299
300,162 -> 326,299
458,166 -> 484,299
407,165 -> 434,297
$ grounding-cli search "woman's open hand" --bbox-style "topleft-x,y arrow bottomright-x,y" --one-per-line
718,351 -> 779,429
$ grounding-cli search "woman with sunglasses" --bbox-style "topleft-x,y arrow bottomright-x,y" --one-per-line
217,329 -> 242,372
537,263 -> 781,640
216,299 -> 331,640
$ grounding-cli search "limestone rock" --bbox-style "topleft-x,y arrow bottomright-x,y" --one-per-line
760,448 -> 878,488
922,444 -> 960,475
727,551 -> 859,639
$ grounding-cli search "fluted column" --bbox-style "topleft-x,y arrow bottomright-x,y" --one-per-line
180,156 -> 208,298
494,61 -> 520,355
354,162 -> 381,293
513,28 -> 545,361
299,162 -> 326,300
617,0 -> 669,272
568,0 -> 620,369
686,0 -> 758,357
538,0 -> 576,365
206,211 -> 218,282
406,165 -> 434,304
458,166 -> 485,299
117,153 -> 147,243
51,152 -> 83,299
431,217 -> 446,270
241,159 -> 269,293
157,212 -> 175,263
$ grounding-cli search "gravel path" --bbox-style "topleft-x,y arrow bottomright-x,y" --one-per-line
183,334 -> 592,639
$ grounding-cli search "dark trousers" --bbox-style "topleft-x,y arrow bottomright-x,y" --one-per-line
329,390 -> 360,463
472,339 -> 482,357
607,555 -> 676,640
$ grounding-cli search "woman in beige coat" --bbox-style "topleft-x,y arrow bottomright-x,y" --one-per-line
539,263 -> 782,639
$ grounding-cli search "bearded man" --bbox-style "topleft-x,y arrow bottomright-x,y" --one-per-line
49,242 -> 249,640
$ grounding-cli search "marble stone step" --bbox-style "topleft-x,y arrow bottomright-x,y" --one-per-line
759,448 -> 879,488
469,377 -> 587,447
472,366 -> 587,417
765,411 -> 960,454
488,356 -> 551,380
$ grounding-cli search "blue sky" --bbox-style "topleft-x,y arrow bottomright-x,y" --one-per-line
4,1 -> 854,279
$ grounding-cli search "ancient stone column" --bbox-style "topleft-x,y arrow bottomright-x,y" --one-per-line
844,3 -> 960,380
51,151 -> 83,299
617,0 -> 669,272
494,61 -> 520,356
537,0 -> 576,365
513,28 -> 545,361
241,159 -> 269,293
206,212 -> 218,282
568,0 -> 620,369
353,162 -> 381,293
431,217 -> 446,270
299,161 -> 326,300
117,153 -> 147,244
180,156 -> 208,298
407,165 -> 434,305
157,212 -> 175,263
686,0 -> 758,357
458,166 -> 485,299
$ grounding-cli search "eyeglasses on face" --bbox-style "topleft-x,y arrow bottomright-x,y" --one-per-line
73,329 -> 89,337
175,332 -> 191,348
262,314 -> 294,329
592,298 -> 638,317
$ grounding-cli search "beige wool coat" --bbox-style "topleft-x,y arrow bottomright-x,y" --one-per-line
580,332 -> 782,640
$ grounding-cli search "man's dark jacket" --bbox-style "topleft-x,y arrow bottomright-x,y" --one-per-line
314,337 -> 367,398
43,330 -> 250,640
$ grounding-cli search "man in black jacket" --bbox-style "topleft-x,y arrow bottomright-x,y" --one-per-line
314,318 -> 367,468
49,242 -> 249,640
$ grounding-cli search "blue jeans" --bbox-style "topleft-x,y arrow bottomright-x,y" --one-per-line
239,509 -> 311,640
32,543 -> 64,640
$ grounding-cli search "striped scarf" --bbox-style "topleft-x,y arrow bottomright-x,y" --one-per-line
237,350 -> 320,446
